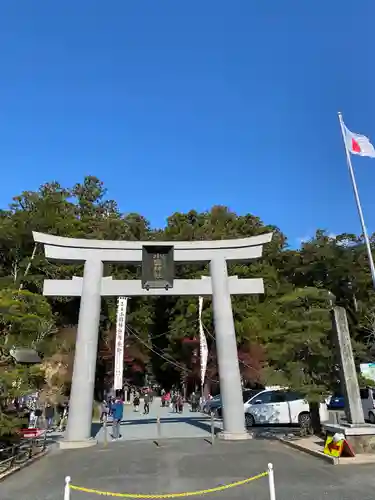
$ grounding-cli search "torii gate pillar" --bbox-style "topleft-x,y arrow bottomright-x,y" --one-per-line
33,232 -> 272,448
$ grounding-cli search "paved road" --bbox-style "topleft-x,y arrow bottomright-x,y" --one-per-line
3,436 -> 375,500
95,399 -> 218,442
95,399 -> 303,443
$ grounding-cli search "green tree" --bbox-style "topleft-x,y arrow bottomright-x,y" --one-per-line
0,289 -> 55,434
263,287 -> 336,401
1,176 -> 375,404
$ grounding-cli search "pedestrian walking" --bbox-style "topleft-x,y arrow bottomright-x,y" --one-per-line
177,394 -> 184,413
172,393 -> 178,413
133,393 -> 140,412
190,392 -> 199,412
34,407 -> 42,428
100,400 -> 109,423
44,403 -> 55,430
111,398 -> 123,440
143,391 -> 150,415
58,403 -> 68,431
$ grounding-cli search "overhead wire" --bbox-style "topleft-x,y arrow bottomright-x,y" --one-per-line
202,322 -> 279,389
18,242 -> 39,290
126,323 -> 219,384
198,296 -> 264,377
201,323 -> 263,377
127,316 -> 261,384
123,301 -> 261,385
149,318 -> 199,340
126,324 -> 189,373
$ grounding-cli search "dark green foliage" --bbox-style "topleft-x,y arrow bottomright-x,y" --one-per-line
0,290 -> 55,434
262,287 -> 337,401
1,177 -> 374,410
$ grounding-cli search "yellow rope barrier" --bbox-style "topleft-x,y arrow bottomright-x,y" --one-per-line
69,470 -> 268,498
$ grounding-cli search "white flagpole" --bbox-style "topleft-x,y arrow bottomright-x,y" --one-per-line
338,112 -> 375,290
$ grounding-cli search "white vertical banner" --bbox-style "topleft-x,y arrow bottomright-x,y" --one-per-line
198,296 -> 208,388
114,297 -> 128,391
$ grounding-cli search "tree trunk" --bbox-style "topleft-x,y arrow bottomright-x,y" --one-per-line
309,402 -> 322,435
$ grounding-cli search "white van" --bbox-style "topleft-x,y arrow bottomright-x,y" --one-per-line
244,389 -> 320,427
327,387 -> 375,423
360,387 -> 375,423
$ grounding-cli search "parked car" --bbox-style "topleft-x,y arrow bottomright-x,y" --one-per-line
244,389 -> 317,428
208,389 -> 264,418
202,395 -> 221,414
360,388 -> 375,423
327,387 -> 375,423
326,393 -> 345,410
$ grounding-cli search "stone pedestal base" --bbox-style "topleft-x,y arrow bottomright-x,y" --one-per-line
217,431 -> 252,441
59,438 -> 97,450
323,423 -> 375,454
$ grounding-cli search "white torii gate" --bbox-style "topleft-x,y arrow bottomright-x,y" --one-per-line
33,231 -> 272,448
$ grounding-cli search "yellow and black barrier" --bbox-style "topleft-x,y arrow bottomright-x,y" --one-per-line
63,463 -> 276,500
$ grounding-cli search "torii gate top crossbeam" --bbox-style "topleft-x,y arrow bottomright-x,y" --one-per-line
33,232 -> 273,263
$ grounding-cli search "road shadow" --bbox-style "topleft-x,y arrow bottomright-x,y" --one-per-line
177,416 -> 220,434
252,424 -> 302,440
94,415 -> 219,436
94,414 -> 302,441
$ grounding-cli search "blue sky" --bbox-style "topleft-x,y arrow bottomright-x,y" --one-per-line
0,1 -> 374,248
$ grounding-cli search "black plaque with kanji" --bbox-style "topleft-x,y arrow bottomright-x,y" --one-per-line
142,245 -> 174,289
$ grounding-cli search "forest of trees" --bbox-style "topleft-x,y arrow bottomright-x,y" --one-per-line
1,175 -> 375,432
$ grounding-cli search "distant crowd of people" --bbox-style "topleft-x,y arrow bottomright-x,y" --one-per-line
11,385 -> 212,442
8,395 -> 70,432
99,387 -> 156,440
160,389 -> 205,412
97,386 -> 209,441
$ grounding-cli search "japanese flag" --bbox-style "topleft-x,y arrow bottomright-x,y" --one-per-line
344,124 -> 375,158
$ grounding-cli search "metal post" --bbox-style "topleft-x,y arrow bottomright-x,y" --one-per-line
210,412 -> 215,444
268,463 -> 276,500
64,476 -> 71,500
157,415 -> 161,439
10,445 -> 16,468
